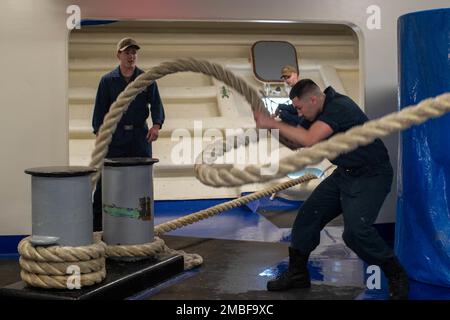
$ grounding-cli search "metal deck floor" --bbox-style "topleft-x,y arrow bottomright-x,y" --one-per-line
1,197 -> 450,300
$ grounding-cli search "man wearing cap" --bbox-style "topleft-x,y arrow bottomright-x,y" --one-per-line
91,37 -> 165,231
275,65 -> 302,127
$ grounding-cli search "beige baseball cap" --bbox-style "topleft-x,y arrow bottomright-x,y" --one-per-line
280,65 -> 298,79
117,37 -> 140,52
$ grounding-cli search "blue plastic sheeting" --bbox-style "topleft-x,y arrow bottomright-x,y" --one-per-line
397,8 -> 450,287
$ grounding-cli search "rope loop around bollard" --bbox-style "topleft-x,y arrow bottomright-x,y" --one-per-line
17,233 -> 107,289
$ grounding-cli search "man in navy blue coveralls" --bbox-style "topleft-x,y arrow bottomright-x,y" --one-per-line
254,79 -> 409,299
92,38 -> 165,231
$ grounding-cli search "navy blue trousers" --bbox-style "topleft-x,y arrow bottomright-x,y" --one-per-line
291,161 -> 394,266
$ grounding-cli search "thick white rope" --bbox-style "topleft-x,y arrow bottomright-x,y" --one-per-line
88,58 -> 294,186
103,174 -> 316,269
18,234 -> 106,263
104,236 -> 203,270
18,233 -> 107,289
20,57 -> 450,290
24,59 -> 449,289
195,93 -> 450,186
81,58 -> 301,271
87,58 -> 450,189
19,173 -> 316,287
154,174 -> 317,235
20,268 -> 106,290
85,58 -> 450,266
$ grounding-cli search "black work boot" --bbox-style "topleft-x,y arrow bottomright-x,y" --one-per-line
380,257 -> 409,300
267,247 -> 311,291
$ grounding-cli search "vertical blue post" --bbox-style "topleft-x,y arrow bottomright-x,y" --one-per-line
397,8 -> 450,287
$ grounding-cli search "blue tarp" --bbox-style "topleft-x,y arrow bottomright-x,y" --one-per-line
397,8 -> 450,287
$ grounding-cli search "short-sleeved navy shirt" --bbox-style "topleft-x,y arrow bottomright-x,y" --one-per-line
300,87 -> 390,168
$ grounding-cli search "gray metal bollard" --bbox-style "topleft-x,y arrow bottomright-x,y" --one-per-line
102,157 -> 159,246
25,166 -> 97,247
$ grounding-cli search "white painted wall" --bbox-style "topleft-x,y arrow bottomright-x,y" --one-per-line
1,0 -> 448,235
0,0 -> 70,235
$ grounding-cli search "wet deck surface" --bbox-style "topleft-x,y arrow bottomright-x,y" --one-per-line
2,198 -> 449,300
137,235 -> 364,300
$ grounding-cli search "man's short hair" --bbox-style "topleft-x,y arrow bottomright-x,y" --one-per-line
289,79 -> 321,100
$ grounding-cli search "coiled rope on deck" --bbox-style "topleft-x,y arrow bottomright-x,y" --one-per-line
18,233 -> 106,289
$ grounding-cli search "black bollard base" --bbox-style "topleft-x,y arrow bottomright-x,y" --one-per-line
0,255 -> 184,300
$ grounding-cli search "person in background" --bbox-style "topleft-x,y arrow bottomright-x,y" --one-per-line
91,37 -> 165,231
275,65 -> 301,126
